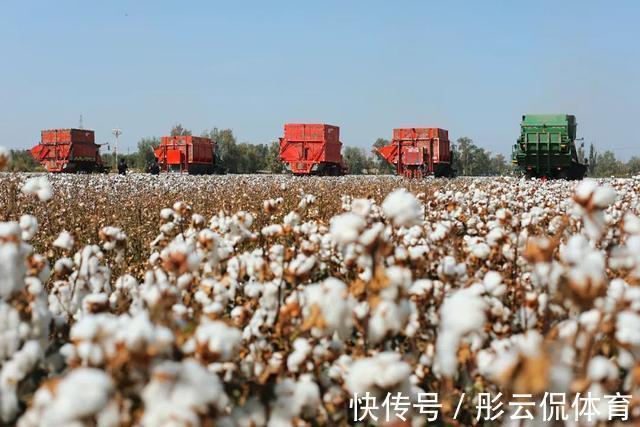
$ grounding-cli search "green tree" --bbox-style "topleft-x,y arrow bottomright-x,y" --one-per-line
343,147 -> 370,174
203,128 -> 239,173
9,150 -> 40,172
471,148 -> 492,175
456,137 -> 474,175
170,124 -> 192,137
489,153 -> 509,176
594,151 -> 626,177
588,143 -> 597,176
626,156 -> 640,176
451,137 -> 509,176
266,140 -> 283,173
236,143 -> 269,173
136,137 -> 160,169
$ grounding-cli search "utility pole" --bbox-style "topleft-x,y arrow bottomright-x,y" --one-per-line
79,114 -> 84,129
112,128 -> 122,171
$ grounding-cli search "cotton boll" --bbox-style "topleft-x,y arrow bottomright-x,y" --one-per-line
572,181 -> 615,240
329,213 -> 365,245
367,300 -> 411,343
482,271 -> 506,297
623,213 -> 640,235
283,211 -> 300,229
358,222 -> 384,247
160,240 -> 201,274
268,375 -> 320,426
298,194 -> 316,210
21,176 -> 53,202
436,288 -> 487,376
160,208 -> 175,221
587,356 -> 618,382
578,309 -> 601,333
350,198 -> 372,218
261,224 -> 283,237
187,320 -> 242,362
574,180 -> 598,204
382,189 -> 422,227
141,359 -> 229,426
303,278 -> 355,339
19,215 -> 38,241
53,230 -> 74,251
0,223 -> 28,299
486,227 -> 504,247
616,311 -> 640,345
438,255 -> 466,279
116,312 -> 174,353
430,222 -> 450,242
471,242 -> 491,259
227,397 -> 266,427
592,185 -> 617,208
287,254 -> 316,278
18,368 -> 115,427
475,331 -> 544,387
344,352 -> 412,419
286,338 -> 311,372
409,279 -> 433,297
345,352 -> 412,396
0,340 -> 42,422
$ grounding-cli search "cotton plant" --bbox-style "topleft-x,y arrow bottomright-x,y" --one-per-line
48,243 -> 113,321
0,218 -> 54,424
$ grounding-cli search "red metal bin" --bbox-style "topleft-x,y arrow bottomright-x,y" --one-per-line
31,128 -> 104,173
376,127 -> 453,178
154,136 -> 216,174
279,123 -> 346,175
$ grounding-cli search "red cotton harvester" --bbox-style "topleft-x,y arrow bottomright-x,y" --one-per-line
154,136 -> 217,174
30,129 -> 105,173
376,128 -> 454,178
279,123 -> 347,175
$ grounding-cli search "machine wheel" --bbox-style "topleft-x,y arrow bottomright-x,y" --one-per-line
569,163 -> 587,180
434,165 -> 453,178
558,169 -> 569,180
320,163 -> 343,176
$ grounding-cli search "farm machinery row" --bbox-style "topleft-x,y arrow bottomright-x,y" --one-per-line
28,124 -> 455,178
29,114 -> 587,179
29,130 -> 220,175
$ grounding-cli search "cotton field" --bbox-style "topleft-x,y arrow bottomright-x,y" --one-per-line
2,171 -> 640,426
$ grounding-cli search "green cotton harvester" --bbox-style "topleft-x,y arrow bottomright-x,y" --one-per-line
511,114 -> 587,179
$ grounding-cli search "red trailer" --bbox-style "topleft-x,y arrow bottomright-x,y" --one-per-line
154,136 -> 216,174
376,128 -> 453,178
30,129 -> 105,173
279,123 -> 347,175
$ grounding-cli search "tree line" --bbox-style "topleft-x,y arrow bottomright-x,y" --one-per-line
6,125 -> 639,177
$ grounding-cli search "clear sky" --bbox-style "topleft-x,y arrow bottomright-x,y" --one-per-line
1,1 -> 638,158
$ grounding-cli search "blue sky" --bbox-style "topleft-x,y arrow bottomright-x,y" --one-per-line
1,1 -> 638,158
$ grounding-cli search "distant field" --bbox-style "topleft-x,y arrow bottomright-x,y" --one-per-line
0,174 -> 495,268
3,172 -> 640,425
